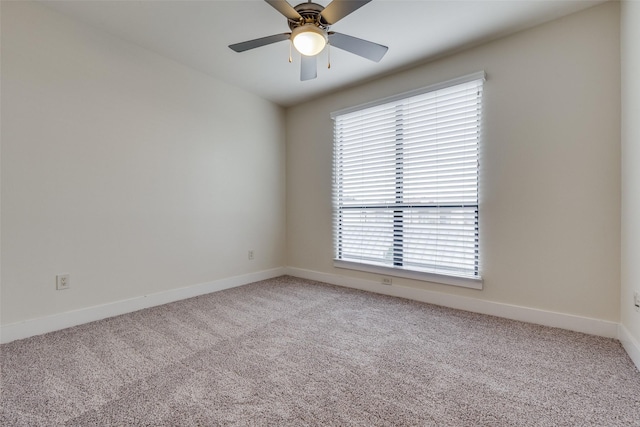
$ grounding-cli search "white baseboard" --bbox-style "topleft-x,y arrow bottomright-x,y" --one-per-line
4,266 -> 633,369
285,267 -> 620,339
0,267 -> 285,344
619,324 -> 640,371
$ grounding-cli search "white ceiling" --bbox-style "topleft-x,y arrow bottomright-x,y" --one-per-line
42,0 -> 605,107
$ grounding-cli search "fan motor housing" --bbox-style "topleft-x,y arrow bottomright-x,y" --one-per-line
288,2 -> 329,31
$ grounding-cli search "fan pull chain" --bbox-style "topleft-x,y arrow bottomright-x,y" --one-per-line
289,40 -> 293,63
328,43 -> 331,69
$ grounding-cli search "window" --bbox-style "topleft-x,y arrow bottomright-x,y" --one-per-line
331,72 -> 484,289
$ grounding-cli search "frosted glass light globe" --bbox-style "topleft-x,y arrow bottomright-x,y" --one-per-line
292,25 -> 327,56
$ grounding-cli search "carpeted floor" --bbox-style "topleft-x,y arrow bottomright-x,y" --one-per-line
1,276 -> 639,426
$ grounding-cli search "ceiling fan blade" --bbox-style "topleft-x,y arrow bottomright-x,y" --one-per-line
321,0 -> 372,25
300,55 -> 317,81
328,32 -> 388,62
264,0 -> 302,20
229,33 -> 291,53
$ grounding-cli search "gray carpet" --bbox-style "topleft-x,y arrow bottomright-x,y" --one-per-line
1,276 -> 639,426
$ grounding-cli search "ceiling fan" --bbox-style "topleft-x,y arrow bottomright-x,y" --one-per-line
229,0 -> 388,81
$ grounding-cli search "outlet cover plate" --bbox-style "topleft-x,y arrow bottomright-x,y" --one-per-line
56,274 -> 70,290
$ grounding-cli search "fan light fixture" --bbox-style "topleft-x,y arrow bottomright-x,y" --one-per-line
292,25 -> 327,56
229,0 -> 389,81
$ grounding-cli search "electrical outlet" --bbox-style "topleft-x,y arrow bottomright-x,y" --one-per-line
381,277 -> 392,286
248,250 -> 254,260
634,291 -> 639,312
56,274 -> 70,290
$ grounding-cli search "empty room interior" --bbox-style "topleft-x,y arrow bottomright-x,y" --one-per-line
1,0 -> 639,425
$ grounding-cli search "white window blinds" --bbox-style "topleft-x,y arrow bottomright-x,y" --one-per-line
332,74 -> 484,286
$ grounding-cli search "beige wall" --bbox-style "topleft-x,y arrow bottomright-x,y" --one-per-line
0,2 -> 286,325
286,2 -> 621,321
621,0 -> 640,344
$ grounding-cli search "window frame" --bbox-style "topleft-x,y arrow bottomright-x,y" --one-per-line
331,72 -> 485,290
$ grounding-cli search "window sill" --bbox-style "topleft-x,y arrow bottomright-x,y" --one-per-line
333,260 -> 483,290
